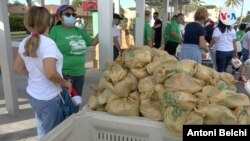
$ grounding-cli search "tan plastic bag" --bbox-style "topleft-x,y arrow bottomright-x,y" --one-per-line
127,72 -> 138,91
193,64 -> 213,83
130,68 -> 148,79
196,103 -> 237,124
233,107 -> 249,124
138,76 -> 155,93
209,91 -> 250,109
113,77 -> 132,97
105,91 -> 140,116
164,73 -> 202,94
176,59 -> 198,76
164,106 -> 203,137
163,91 -> 197,110
97,89 -> 115,105
103,63 -> 128,84
140,92 -> 163,121
123,47 -> 152,69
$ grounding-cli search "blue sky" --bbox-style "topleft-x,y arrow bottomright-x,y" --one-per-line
14,0 -> 250,16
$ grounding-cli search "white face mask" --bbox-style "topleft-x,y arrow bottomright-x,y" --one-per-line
113,19 -> 120,26
63,15 -> 76,27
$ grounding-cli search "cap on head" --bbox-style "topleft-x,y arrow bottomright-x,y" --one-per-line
55,5 -> 75,18
113,13 -> 123,20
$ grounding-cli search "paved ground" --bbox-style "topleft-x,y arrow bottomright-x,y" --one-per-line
0,46 -> 250,141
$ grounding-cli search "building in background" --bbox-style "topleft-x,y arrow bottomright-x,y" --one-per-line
185,5 -> 220,23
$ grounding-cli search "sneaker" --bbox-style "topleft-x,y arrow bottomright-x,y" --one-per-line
238,76 -> 248,83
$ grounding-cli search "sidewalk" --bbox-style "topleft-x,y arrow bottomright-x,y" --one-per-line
0,46 -> 250,141
0,46 -> 101,141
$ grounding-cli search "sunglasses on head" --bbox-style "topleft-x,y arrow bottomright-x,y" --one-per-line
62,13 -> 77,17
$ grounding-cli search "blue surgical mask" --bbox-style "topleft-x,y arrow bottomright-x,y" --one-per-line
63,15 -> 76,27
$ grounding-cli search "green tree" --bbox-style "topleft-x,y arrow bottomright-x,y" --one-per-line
225,0 -> 241,7
242,11 -> 250,22
225,0 -> 244,22
183,0 -> 205,16
72,0 -> 83,7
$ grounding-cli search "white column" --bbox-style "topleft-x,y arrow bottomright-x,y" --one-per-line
0,0 -> 18,115
61,0 -> 70,5
162,0 -> 169,44
34,0 -> 45,6
114,0 -> 120,14
150,7 -> 155,26
135,0 -> 145,46
98,0 -> 113,75
173,0 -> 179,15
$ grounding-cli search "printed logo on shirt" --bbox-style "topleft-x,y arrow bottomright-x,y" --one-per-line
219,8 -> 237,26
66,35 -> 87,55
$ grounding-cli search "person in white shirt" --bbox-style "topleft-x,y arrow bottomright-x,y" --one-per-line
13,6 -> 72,139
113,13 -> 123,60
238,24 -> 250,83
209,20 -> 237,72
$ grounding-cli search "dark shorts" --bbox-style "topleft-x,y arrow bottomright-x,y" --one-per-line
165,41 -> 180,55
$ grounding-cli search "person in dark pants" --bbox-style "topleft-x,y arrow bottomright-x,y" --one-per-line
165,13 -> 184,56
113,13 -> 123,60
152,12 -> 162,48
209,20 -> 237,72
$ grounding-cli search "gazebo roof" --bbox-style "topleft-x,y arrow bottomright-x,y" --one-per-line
145,0 -> 192,6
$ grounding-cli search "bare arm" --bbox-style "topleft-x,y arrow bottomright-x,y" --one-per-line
153,24 -> 161,29
92,34 -> 99,46
113,36 -> 122,54
170,31 -> 182,40
209,37 -> 218,48
232,39 -> 237,56
13,53 -> 28,75
147,38 -> 153,48
199,36 -> 209,52
43,58 -> 71,89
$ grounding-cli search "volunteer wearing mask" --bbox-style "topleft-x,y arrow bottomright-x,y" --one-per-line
49,5 -> 98,111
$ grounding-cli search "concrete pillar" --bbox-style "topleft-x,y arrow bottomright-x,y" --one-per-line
34,0 -> 45,6
173,0 -> 179,15
162,0 -> 169,44
98,0 -> 113,75
135,0 -> 145,46
0,0 -> 18,115
92,12 -> 99,68
61,0 -> 70,5
114,0 -> 120,14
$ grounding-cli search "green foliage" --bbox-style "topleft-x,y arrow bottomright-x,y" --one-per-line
71,0 -> 83,7
242,11 -> 250,22
225,0 -> 242,8
9,14 -> 26,32
8,1 -> 24,6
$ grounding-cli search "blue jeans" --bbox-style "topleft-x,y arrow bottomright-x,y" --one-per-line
63,74 -> 85,111
242,48 -> 249,62
216,50 -> 234,72
27,94 -> 62,139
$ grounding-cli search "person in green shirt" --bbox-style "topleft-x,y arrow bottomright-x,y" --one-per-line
49,5 -> 98,111
164,13 -> 184,55
144,10 -> 153,48
163,15 -> 177,45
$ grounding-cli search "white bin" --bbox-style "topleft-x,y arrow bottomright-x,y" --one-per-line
40,108 -> 181,141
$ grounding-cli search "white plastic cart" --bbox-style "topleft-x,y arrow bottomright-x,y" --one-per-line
40,108 -> 181,141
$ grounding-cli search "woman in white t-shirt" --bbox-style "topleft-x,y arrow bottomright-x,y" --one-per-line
13,6 -> 72,139
238,25 -> 250,83
209,20 -> 237,72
